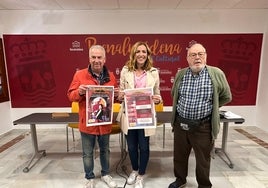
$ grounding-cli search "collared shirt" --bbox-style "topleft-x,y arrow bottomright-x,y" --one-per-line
177,67 -> 213,120
92,71 -> 103,85
88,65 -> 111,85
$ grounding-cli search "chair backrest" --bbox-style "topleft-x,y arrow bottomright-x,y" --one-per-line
111,103 -> 121,134
155,102 -> 163,112
72,102 -> 79,113
68,102 -> 79,129
155,102 -> 164,126
113,103 -> 121,112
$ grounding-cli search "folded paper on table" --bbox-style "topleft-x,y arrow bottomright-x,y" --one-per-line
52,112 -> 70,118
222,111 -> 242,119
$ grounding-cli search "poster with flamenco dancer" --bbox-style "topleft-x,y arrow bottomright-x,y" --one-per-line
86,85 -> 114,126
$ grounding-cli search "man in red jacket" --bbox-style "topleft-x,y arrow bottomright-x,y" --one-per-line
67,45 -> 118,188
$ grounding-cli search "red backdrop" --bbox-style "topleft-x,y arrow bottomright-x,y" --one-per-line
3,34 -> 262,107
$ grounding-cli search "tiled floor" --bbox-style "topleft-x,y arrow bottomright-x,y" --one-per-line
0,125 -> 268,188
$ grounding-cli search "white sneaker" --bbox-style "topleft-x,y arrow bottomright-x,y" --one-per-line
101,175 -> 117,188
127,171 -> 138,185
84,179 -> 94,188
134,176 -> 144,188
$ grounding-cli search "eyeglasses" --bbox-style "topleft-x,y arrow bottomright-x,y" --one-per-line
188,52 -> 206,59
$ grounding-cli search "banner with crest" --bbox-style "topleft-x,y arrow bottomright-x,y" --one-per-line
3,33 -> 263,107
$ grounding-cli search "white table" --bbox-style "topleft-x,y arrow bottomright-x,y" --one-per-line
13,111 -> 244,172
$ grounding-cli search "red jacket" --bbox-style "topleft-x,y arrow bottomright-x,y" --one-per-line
67,66 -> 117,135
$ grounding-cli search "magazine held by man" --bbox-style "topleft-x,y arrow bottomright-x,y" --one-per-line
86,85 -> 114,126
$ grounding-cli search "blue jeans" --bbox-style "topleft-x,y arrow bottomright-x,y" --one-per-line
80,132 -> 110,179
126,129 -> 150,175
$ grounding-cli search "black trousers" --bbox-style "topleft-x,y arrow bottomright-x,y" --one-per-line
173,116 -> 213,188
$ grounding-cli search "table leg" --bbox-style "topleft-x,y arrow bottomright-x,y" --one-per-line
215,122 -> 234,168
23,124 -> 46,173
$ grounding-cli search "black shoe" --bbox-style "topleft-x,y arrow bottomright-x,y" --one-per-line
168,181 -> 186,188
